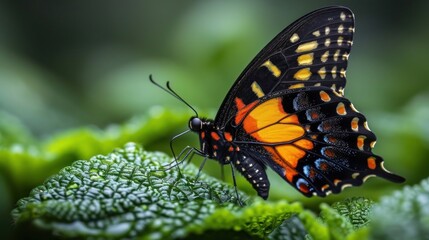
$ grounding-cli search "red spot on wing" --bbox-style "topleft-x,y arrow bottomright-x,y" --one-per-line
211,132 -> 220,141
298,182 -> 309,193
367,156 -> 377,170
224,132 -> 233,142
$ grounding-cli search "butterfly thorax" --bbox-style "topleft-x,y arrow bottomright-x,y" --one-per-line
189,117 -> 238,165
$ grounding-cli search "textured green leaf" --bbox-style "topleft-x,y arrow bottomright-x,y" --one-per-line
268,216 -> 311,240
320,203 -> 354,240
368,177 -> 429,240
299,210 -> 329,240
1,108 -> 191,199
12,143 -> 305,239
330,197 -> 374,230
316,197 -> 374,240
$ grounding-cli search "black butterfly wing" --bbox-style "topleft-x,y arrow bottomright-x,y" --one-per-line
212,6 -> 404,197
215,6 -> 354,128
232,87 -> 404,197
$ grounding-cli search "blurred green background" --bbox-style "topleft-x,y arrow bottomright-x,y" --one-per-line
1,0 -> 429,238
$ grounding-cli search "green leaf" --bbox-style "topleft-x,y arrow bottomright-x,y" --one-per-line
299,210 -> 329,240
268,216 -> 311,240
12,143 -> 306,239
1,108 -> 192,199
318,197 -> 374,240
368,177 -> 429,240
329,197 -> 374,230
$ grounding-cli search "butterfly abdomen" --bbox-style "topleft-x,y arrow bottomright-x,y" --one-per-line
233,153 -> 270,199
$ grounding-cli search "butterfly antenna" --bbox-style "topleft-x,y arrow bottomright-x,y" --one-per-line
149,74 -> 198,117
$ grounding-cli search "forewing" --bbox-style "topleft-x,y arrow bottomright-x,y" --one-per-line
215,6 -> 354,128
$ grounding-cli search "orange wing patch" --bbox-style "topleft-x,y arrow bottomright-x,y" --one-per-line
235,97 -> 259,125
243,98 -> 302,140
241,97 -> 314,182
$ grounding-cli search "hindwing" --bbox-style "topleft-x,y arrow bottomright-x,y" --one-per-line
233,87 -> 404,196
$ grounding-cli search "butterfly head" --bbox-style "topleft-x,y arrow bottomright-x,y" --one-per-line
189,117 -> 203,132
189,117 -> 213,132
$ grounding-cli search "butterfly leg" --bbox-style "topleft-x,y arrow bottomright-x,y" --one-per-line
229,162 -> 244,206
195,155 -> 208,181
220,164 -> 225,181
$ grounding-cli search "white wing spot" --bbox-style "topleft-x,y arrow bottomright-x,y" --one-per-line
340,68 -> 346,77
324,38 -> 331,47
290,33 -> 300,43
333,49 -> 340,61
364,121 -> 371,131
321,51 -> 329,63
331,66 -> 337,79
325,26 -> 330,35
340,12 -> 346,21
337,36 -> 344,46
338,24 -> 344,34
350,103 -> 359,113
313,30 -> 321,37
318,67 -> 326,79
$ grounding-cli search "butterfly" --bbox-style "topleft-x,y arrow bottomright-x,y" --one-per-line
152,6 -> 405,200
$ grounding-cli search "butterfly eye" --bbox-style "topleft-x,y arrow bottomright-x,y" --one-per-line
189,117 -> 203,132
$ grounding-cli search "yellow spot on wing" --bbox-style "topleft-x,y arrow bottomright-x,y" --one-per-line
318,67 -> 326,79
295,41 -> 318,53
290,33 -> 300,43
321,51 -> 329,63
333,50 -> 340,61
261,60 -> 281,77
338,24 -> 344,34
340,68 -> 346,77
288,83 -> 305,89
324,38 -> 331,47
313,30 -> 321,37
337,36 -> 344,46
331,66 -> 337,78
251,81 -> 265,98
294,68 -> 311,80
297,53 -> 314,65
